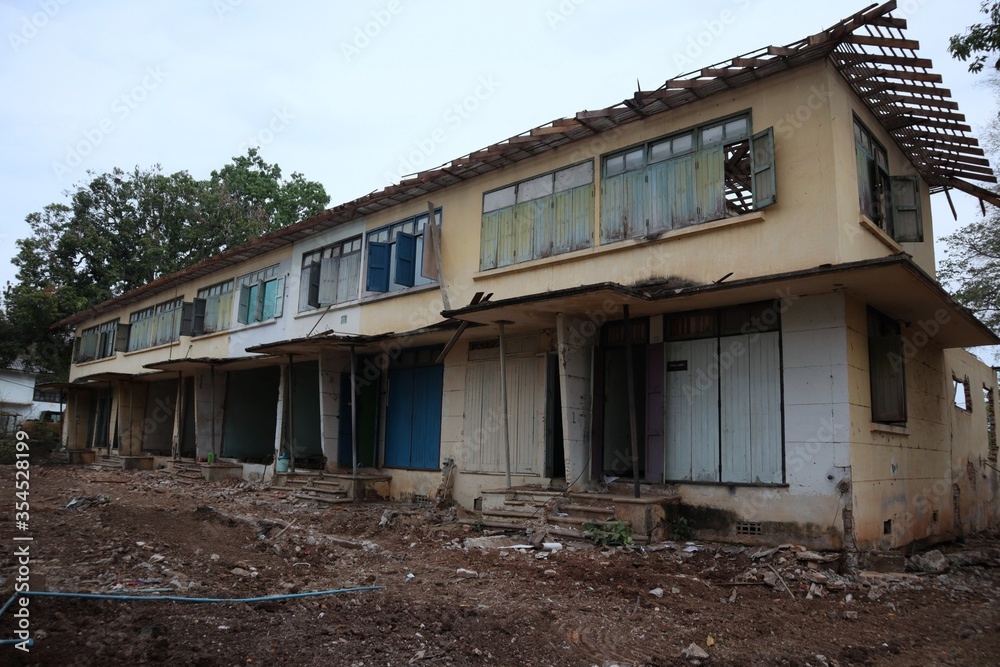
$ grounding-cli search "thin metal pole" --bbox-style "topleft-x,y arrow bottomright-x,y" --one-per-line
498,321 -> 512,490
210,365 -> 216,460
350,346 -> 359,476
624,305 -> 640,499
287,355 -> 296,473
128,381 -> 134,456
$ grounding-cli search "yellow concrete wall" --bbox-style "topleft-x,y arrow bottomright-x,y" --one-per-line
829,70 -> 936,275
946,348 -> 1000,537
357,60 -> 851,335
846,294 -> 954,549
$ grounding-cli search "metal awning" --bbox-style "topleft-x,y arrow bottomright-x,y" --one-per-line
246,323 -> 464,357
142,355 -> 269,373
442,256 -> 999,350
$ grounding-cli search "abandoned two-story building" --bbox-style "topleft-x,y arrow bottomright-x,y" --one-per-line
58,1 -> 999,551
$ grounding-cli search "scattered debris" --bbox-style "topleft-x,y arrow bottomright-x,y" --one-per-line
908,549 -> 949,574
456,568 -> 479,579
65,494 -> 111,510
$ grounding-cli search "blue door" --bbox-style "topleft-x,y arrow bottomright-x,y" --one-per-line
384,365 -> 443,470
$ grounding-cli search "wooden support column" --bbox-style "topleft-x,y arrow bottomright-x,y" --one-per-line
624,305 -> 640,499
350,346 -> 359,476
171,372 -> 183,460
497,320 -> 513,490
287,355 -> 296,473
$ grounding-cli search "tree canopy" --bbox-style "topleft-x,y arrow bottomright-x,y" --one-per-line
949,2 -> 1000,73
0,148 -> 329,378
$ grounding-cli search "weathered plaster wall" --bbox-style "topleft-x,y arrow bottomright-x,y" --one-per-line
947,348 -> 1000,538
675,293 -> 851,549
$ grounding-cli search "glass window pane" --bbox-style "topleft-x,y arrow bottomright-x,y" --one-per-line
605,154 -> 624,176
624,148 -> 644,171
554,162 -> 593,192
649,139 -> 672,163
483,186 -> 516,212
701,124 -> 724,145
517,174 -> 554,203
672,133 -> 693,154
724,117 -> 748,138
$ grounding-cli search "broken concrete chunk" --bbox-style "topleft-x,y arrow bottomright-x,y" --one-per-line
456,568 -> 478,578
649,587 -> 664,598
908,549 -> 949,573
682,642 -> 710,661
795,550 -> 840,563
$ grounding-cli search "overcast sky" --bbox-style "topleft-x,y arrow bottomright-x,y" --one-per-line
0,0 -> 995,292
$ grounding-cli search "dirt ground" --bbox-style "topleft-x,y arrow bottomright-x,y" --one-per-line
1,464 -> 999,666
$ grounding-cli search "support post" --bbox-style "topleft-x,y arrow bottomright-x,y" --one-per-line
623,305 -> 640,499
287,355 -> 296,473
210,365 -> 216,460
498,320 -> 513,490
171,372 -> 183,460
128,381 -> 134,456
350,346 -> 359,477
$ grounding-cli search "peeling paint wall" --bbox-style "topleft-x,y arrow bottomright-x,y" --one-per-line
947,349 -> 1000,538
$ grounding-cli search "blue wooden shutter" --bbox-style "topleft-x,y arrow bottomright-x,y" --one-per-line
366,241 -> 390,292
751,127 -> 776,209
395,232 -> 416,287
891,175 -> 922,242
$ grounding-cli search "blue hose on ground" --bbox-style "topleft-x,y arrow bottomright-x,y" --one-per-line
0,586 -> 385,647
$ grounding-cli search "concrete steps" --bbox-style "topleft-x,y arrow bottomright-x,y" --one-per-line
91,454 -> 123,471
293,477 -> 351,505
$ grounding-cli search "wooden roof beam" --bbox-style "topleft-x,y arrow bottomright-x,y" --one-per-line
856,81 -> 951,97
851,68 -> 943,84
883,107 -> 967,123
836,52 -> 934,68
887,117 -> 972,133
846,34 -> 919,50
905,131 -> 980,147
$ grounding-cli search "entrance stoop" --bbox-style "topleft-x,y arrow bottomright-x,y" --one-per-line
477,485 -> 680,542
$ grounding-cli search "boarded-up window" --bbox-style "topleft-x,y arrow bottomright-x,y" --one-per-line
867,308 -> 906,424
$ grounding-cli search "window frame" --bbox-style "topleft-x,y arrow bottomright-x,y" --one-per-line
599,112 -> 774,242
300,235 -> 363,311
867,307 -> 907,425
854,116 -> 923,243
365,209 -> 441,294
235,264 -> 284,325
74,318 -> 122,363
194,279 -> 235,335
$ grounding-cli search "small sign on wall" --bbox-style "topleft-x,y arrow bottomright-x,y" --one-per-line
667,360 -> 688,372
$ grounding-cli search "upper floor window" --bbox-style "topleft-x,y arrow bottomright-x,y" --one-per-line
365,210 -> 440,294
480,161 -> 594,270
868,307 -> 906,425
854,117 -> 923,243
194,280 -> 234,334
236,264 -> 284,325
300,236 -> 362,311
74,319 -> 122,363
128,298 -> 183,351
600,114 -> 775,243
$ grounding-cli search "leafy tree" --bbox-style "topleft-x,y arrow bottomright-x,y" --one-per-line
940,218 -> 1000,333
949,2 -> 1000,73
0,149 -> 329,378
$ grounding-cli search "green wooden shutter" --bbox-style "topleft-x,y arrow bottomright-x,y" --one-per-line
237,284 -> 251,324
890,175 -> 922,242
273,276 -> 285,318
751,126 -> 776,209
192,298 -> 206,336
695,147 -> 725,222
318,258 -> 339,306
114,323 -> 130,352
180,302 -> 195,337
480,210 -> 500,270
307,262 -> 322,308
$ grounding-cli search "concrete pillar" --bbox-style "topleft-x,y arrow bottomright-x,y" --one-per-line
274,363 -> 288,465
556,313 -> 597,490
194,367 -> 227,459
318,349 -> 348,470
